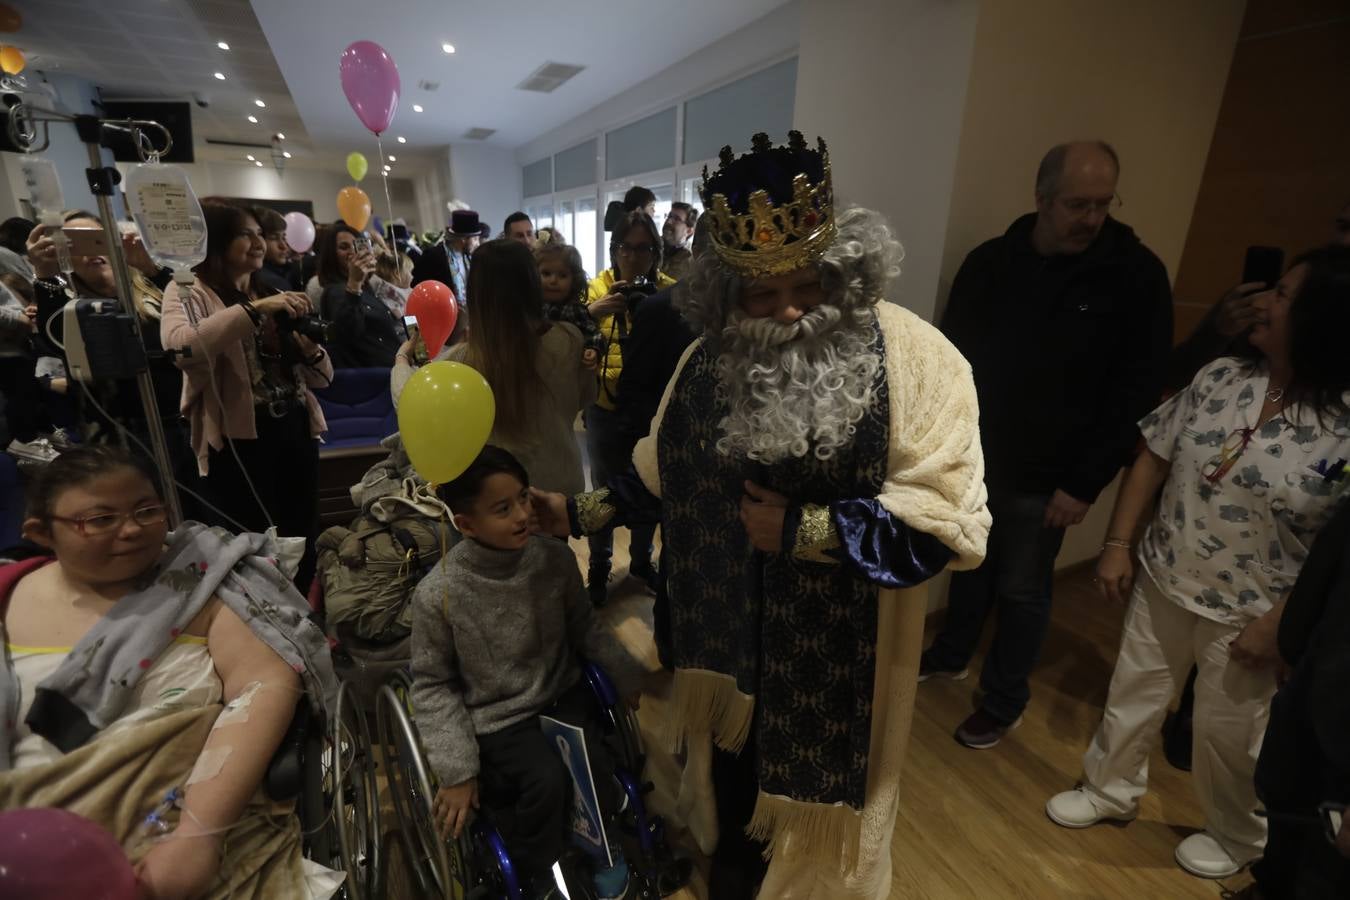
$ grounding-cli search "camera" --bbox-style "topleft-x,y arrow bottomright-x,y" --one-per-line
275,311 -> 333,344
621,275 -> 658,311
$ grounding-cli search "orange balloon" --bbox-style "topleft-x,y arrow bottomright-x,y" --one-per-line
336,186 -> 371,231
0,45 -> 23,75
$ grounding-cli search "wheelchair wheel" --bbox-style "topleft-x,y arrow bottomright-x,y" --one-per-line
332,679 -> 383,900
377,671 -> 472,899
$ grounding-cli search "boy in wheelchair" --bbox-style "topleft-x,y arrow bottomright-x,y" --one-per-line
412,446 -> 644,900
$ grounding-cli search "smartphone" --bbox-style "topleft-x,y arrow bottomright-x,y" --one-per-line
403,314 -> 427,363
62,226 -> 111,256
1242,245 -> 1284,288
354,234 -> 371,254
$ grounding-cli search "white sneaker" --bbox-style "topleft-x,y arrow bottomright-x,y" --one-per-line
1174,832 -> 1245,879
1045,786 -> 1137,829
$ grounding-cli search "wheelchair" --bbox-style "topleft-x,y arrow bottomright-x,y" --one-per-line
376,665 -> 692,899
268,677 -> 384,900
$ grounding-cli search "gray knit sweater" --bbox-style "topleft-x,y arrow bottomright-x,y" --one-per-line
411,535 -> 641,787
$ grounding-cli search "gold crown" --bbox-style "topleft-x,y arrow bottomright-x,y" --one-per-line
700,131 -> 836,278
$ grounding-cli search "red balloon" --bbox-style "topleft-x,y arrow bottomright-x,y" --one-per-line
0,808 -> 140,899
406,280 -> 457,357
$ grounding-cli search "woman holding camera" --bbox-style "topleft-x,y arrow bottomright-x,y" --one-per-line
161,201 -> 331,589
583,210 -> 675,604
316,222 -> 405,368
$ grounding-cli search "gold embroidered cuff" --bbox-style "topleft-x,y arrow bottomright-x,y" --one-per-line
574,488 -> 618,535
793,503 -> 841,565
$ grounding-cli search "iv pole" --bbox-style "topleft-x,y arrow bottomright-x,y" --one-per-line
8,96 -> 186,525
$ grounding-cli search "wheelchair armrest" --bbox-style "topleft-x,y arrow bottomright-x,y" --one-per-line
582,661 -> 619,709
264,701 -> 311,802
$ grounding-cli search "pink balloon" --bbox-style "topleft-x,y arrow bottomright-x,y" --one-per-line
339,40 -> 401,136
283,211 -> 316,253
0,808 -> 140,900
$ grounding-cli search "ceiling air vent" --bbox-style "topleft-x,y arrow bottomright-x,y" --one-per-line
418,80 -> 440,92
463,127 -> 496,141
516,62 -> 585,94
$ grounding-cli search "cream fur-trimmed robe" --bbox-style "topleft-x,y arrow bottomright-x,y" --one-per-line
633,300 -> 990,899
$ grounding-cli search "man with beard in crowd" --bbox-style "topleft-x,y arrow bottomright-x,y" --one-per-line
532,132 -> 991,900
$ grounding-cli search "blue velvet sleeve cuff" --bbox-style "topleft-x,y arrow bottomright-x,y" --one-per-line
789,498 -> 954,588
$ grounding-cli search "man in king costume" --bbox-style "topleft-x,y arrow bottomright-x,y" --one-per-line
535,132 -> 991,899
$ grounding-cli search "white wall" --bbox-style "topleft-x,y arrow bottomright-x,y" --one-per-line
794,0 -> 981,323
515,1 -> 801,171
112,159 -> 417,226
447,143 -> 523,236
940,0 -> 1244,569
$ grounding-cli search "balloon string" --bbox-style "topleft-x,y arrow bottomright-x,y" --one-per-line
375,134 -> 400,275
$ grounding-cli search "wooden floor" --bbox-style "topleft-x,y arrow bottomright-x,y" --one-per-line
588,531 -> 1257,899
383,524 -> 1258,898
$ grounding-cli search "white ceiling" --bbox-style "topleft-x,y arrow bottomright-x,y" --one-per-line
12,0 -> 791,178
14,0 -> 342,168
250,0 -> 791,150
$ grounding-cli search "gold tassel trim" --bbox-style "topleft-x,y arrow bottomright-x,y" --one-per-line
746,790 -> 863,870
668,668 -> 755,754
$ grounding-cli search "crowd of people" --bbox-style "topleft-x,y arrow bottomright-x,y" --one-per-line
0,130 -> 1347,900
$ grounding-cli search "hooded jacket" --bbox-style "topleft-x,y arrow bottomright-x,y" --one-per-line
940,214 -> 1173,503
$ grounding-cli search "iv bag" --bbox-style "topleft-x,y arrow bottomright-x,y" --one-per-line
125,162 -> 208,272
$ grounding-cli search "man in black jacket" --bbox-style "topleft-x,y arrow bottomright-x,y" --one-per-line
922,140 -> 1173,749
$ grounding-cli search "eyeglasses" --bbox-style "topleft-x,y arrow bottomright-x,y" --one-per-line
1201,427 -> 1255,484
50,504 -> 168,537
665,213 -> 688,225
1058,194 -> 1123,217
617,242 -> 656,257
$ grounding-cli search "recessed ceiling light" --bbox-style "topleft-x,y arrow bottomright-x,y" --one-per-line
247,115 -> 258,123
254,98 -> 266,108
246,154 -> 255,161
213,71 -> 226,80
396,136 -> 406,143
217,41 -> 230,51
412,104 -> 423,113
275,132 -> 285,140
388,155 -> 396,161
254,161 -> 263,167
282,151 -> 292,159
441,43 -> 455,54
383,165 -> 391,171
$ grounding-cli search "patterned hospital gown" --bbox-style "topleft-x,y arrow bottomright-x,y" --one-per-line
1138,357 -> 1350,626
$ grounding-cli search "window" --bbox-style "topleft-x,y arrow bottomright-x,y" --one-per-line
605,108 -> 676,180
555,139 -> 598,192
575,195 -> 598,278
556,199 -> 574,246
683,57 -> 798,164
523,158 -> 552,198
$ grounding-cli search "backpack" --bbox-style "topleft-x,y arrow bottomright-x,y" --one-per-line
316,513 -> 449,643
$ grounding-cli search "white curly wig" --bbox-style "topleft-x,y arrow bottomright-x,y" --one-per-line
674,207 -> 905,464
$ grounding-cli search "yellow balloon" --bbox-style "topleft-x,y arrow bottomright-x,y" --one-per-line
345,151 -> 368,182
336,185 -> 371,231
0,45 -> 23,75
397,361 -> 496,485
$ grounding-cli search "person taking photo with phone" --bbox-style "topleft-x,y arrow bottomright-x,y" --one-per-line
316,222 -> 405,368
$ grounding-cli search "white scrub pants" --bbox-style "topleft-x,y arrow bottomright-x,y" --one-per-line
1080,571 -> 1275,863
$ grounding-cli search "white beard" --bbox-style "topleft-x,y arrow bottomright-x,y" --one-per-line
714,304 -> 881,464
